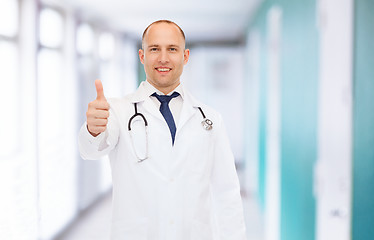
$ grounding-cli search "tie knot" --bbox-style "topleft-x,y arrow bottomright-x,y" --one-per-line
152,92 -> 180,104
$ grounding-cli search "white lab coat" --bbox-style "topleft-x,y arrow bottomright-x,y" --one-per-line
78,82 -> 247,240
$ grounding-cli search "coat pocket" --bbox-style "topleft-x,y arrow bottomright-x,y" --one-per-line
190,220 -> 214,240
111,217 -> 148,240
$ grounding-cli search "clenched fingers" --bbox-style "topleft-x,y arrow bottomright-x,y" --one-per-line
86,109 -> 110,119
88,100 -> 110,110
87,118 -> 108,126
88,126 -> 107,135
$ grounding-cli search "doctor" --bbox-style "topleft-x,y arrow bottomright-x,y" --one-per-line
78,20 -> 247,240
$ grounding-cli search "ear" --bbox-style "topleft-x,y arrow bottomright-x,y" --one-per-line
183,49 -> 190,65
139,49 -> 145,64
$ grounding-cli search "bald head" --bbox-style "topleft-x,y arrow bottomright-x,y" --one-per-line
142,20 -> 186,49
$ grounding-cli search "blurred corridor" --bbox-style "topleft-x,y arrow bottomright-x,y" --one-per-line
1,0 -> 374,239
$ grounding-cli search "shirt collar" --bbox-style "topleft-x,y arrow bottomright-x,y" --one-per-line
130,80 -> 199,107
144,80 -> 185,99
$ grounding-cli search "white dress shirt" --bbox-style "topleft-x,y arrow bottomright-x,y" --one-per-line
143,80 -> 184,127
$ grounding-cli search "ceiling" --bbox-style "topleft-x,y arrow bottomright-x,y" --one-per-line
48,0 -> 260,44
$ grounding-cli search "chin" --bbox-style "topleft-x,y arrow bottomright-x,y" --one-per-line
155,79 -> 174,86
149,77 -> 179,88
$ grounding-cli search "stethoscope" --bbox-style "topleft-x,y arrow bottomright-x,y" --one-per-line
128,103 -> 213,162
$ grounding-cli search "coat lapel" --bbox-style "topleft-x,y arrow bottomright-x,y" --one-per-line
176,88 -> 200,134
129,82 -> 164,122
142,97 -> 165,122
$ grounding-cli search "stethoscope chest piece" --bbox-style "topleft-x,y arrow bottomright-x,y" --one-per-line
197,107 -> 213,131
202,118 -> 213,131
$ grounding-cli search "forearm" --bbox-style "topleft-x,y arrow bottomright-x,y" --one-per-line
78,123 -> 110,160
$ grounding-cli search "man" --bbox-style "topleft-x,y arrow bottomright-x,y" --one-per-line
78,20 -> 247,240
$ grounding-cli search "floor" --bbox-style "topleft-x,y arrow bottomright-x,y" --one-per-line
55,194 -> 112,240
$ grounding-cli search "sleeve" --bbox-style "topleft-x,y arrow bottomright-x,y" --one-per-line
210,114 -> 247,240
78,103 -> 120,160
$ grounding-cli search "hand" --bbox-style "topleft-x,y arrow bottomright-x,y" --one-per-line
86,79 -> 110,137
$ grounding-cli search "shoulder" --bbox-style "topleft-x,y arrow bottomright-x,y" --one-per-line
184,90 -> 224,127
107,94 -> 134,113
107,96 -> 130,107
198,103 -> 224,129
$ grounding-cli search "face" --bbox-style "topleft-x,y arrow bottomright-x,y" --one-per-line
139,23 -> 190,94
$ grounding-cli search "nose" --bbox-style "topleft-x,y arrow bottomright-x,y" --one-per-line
158,49 -> 169,63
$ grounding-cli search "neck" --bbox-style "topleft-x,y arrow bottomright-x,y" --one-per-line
147,80 -> 180,95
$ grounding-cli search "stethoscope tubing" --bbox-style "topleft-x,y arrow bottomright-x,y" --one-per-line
128,103 -> 148,131
128,103 -> 213,162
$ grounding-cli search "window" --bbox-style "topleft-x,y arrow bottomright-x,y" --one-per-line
99,32 -> 115,60
76,23 -> 95,56
98,31 -> 123,98
0,0 -> 19,37
0,41 -> 19,156
39,8 -> 63,48
37,7 -> 78,239
0,0 -> 20,157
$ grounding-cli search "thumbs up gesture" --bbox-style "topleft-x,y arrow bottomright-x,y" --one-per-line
86,79 -> 110,137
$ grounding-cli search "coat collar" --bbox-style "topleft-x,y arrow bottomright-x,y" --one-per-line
129,81 -> 201,131
129,81 -> 200,107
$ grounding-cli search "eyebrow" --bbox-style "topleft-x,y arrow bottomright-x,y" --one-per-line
147,44 -> 180,49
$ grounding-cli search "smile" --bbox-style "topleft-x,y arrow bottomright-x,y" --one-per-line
155,67 -> 172,73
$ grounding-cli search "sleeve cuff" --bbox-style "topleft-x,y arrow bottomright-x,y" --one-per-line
81,122 -> 107,146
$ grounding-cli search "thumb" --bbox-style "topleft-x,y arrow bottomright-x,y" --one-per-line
95,79 -> 106,100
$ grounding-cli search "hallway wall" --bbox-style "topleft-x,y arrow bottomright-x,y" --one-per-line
245,1 -> 319,240
245,1 -> 374,240
352,0 -> 374,239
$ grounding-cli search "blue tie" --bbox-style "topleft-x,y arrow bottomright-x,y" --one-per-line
152,92 -> 180,145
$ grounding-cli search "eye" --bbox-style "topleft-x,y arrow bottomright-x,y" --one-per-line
169,48 -> 177,52
150,48 -> 158,52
